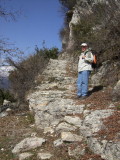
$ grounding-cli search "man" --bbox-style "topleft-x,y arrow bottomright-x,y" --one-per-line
77,43 -> 94,99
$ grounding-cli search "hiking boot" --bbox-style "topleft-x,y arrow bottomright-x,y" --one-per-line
75,95 -> 81,99
80,96 -> 88,100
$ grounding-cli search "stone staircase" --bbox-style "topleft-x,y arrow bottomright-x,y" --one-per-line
12,58 -> 120,160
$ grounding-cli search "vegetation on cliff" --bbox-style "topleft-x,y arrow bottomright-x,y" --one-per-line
59,0 -> 120,65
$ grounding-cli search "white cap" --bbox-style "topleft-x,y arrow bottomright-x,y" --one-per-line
81,43 -> 88,47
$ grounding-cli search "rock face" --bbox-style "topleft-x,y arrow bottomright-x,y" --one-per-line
64,0 -> 120,50
112,80 -> 120,101
90,61 -> 120,87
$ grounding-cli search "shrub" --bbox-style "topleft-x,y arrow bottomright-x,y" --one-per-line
0,89 -> 4,105
0,89 -> 16,105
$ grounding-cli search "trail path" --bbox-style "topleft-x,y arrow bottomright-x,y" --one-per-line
1,58 -> 119,160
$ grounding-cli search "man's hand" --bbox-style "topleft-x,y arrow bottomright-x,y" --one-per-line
82,55 -> 86,59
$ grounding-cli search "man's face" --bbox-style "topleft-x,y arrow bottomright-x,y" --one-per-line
81,46 -> 88,52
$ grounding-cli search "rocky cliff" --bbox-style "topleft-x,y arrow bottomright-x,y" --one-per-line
62,0 -> 120,50
60,0 -> 120,95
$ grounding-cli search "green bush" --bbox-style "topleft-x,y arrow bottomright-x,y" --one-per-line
0,89 -> 16,105
0,89 -> 4,105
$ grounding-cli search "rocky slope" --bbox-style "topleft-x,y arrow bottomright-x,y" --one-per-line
7,58 -> 119,160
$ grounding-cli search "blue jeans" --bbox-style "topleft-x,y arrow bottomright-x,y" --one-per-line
77,70 -> 91,97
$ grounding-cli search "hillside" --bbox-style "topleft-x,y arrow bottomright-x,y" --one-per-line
0,58 -> 119,160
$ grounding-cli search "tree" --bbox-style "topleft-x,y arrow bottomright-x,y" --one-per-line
0,0 -> 21,64
59,0 -> 76,10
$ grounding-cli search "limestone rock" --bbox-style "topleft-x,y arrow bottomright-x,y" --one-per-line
64,116 -> 82,127
61,132 -> 83,142
53,139 -> 63,147
12,137 -> 46,154
90,61 -> 120,87
44,127 -> 54,134
56,122 -> 77,132
82,109 -> 114,134
0,111 -> 8,118
3,99 -> 11,105
112,80 -> 120,101
87,137 -> 120,160
19,152 -> 33,160
37,152 -> 53,160
68,146 -> 85,157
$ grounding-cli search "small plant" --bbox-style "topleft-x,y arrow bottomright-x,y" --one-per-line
0,89 -> 4,105
48,77 -> 56,83
116,105 -> 120,110
0,89 -> 16,105
26,112 -> 35,124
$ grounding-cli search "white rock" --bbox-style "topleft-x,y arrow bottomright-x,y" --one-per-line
108,103 -> 115,108
61,132 -> 83,142
53,139 -> 63,147
31,132 -> 37,137
0,111 -> 8,118
6,108 -> 12,112
83,110 -> 91,116
37,152 -> 53,159
3,99 -> 11,105
68,146 -> 85,157
83,109 -> 114,133
44,127 -> 54,134
1,148 -> 4,151
64,116 -> 82,127
19,152 -> 33,160
56,122 -> 77,132
12,137 -> 46,154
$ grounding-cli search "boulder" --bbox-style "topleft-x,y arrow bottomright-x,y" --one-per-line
0,111 -> 8,118
12,137 -> 46,154
82,109 -> 114,134
37,152 -> 53,160
112,80 -> 120,101
68,146 -> 85,157
61,132 -> 83,142
56,122 -> 77,132
19,152 -> 33,160
3,99 -> 11,105
64,116 -> 82,127
53,139 -> 63,147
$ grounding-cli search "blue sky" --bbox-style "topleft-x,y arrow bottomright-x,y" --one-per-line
0,0 -> 64,56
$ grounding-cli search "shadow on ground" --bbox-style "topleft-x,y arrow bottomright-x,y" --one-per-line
88,86 -> 103,96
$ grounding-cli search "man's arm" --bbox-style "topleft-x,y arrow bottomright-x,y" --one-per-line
84,52 -> 94,63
